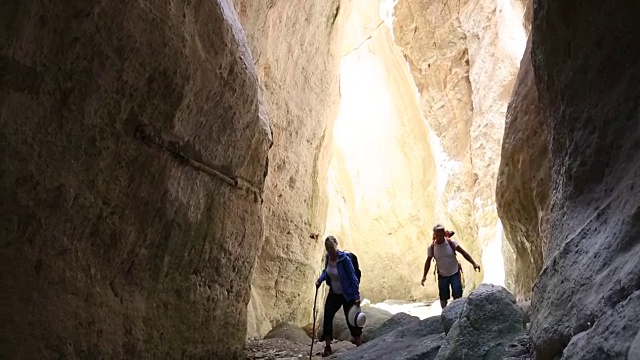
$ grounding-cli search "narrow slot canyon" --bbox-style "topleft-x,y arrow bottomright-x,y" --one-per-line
2,0 -> 639,359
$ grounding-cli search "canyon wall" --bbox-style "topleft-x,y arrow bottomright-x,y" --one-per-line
1,0 -> 270,358
233,0 -> 345,337
499,0 -> 640,358
496,36 -> 549,300
393,0 -> 527,292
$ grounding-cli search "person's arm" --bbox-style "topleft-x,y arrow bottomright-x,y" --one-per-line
421,255 -> 433,286
455,245 -> 481,271
317,270 -> 327,285
315,255 -> 328,287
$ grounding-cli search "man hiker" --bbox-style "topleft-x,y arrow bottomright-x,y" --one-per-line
421,224 -> 481,308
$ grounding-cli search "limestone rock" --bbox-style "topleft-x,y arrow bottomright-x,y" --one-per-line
233,0 -> 345,338
393,0 -> 528,294
435,284 -> 526,360
264,322 -> 311,345
2,0 -> 270,358
525,1 -> 640,358
441,298 -> 468,335
336,316 -> 444,360
496,35 -> 549,301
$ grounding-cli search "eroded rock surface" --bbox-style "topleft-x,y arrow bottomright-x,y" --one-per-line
234,0 -> 344,337
441,298 -> 467,335
393,0 -> 528,291
2,0 -> 270,358
496,35 -> 550,301
337,316 -> 444,360
436,284 -> 526,360
501,0 -> 640,358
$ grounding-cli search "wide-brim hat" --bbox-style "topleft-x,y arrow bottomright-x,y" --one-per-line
347,305 -> 367,328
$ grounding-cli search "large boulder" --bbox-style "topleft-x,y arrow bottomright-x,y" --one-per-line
336,316 -> 445,360
2,0 -> 270,358
263,322 -> 311,345
441,298 -> 468,334
436,284 -> 526,360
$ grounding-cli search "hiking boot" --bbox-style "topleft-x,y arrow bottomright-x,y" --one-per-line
322,345 -> 333,357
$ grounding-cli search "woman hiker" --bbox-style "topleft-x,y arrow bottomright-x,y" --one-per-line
315,235 -> 362,357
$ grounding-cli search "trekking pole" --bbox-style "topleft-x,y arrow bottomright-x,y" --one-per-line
310,285 -> 319,360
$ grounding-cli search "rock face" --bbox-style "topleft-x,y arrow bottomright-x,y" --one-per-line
2,0 -> 270,358
393,0 -> 528,292
233,0 -> 345,337
496,35 -> 550,301
499,0 -> 640,358
337,316 -> 445,360
436,284 -> 526,360
441,298 -> 468,335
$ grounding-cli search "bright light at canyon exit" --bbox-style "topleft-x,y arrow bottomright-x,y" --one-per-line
326,0 -> 528,303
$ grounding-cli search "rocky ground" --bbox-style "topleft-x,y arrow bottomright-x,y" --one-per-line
244,338 -> 355,359
245,284 -> 534,360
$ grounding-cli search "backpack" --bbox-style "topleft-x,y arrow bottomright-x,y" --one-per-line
344,251 -> 362,282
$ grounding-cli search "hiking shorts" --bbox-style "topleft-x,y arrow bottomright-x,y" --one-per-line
438,272 -> 463,301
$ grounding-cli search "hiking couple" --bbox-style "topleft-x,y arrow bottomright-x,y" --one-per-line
314,225 -> 481,356
421,224 -> 481,308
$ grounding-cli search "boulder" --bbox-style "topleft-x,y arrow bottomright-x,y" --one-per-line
336,316 -> 445,360
441,298 -> 468,334
302,322 -> 317,339
319,305 -> 393,342
264,322 -> 311,345
436,284 -> 526,360
369,312 -> 421,340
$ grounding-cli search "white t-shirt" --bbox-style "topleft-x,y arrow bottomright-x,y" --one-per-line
428,239 -> 460,277
327,260 -> 343,294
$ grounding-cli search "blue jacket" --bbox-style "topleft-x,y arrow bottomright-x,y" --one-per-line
317,251 -> 360,301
